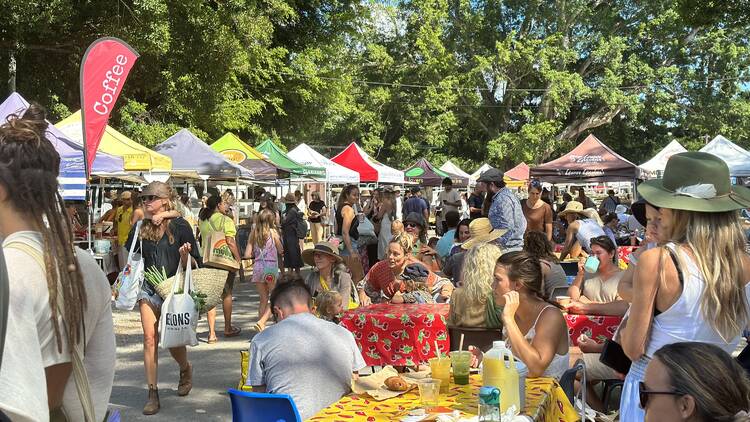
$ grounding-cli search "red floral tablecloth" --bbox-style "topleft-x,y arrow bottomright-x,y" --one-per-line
565,314 -> 623,346
340,303 -> 450,367
618,246 -> 639,266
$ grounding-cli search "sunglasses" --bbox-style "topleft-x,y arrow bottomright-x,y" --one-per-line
141,195 -> 159,202
404,222 -> 420,228
638,381 -> 685,409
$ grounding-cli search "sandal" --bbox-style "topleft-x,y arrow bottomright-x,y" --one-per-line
252,323 -> 265,332
207,337 -> 218,344
224,326 -> 242,337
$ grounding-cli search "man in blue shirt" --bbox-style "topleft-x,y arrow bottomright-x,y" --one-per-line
436,210 -> 460,259
477,168 -> 526,250
403,187 -> 428,220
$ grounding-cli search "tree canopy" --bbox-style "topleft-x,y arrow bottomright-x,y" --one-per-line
1,0 -> 749,173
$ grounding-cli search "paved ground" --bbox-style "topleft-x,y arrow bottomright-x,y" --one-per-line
110,280 -> 264,421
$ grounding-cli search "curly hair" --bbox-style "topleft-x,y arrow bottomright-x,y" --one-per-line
460,243 -> 503,305
524,231 -> 558,263
0,105 -> 87,353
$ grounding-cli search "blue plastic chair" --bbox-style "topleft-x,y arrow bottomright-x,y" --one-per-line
227,389 -> 302,422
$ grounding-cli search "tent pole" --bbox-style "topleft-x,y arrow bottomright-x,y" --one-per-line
235,178 -> 240,226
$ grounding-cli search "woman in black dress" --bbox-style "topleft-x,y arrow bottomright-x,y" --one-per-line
281,192 -> 305,278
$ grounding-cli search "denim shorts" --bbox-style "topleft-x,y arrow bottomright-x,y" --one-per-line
138,284 -> 164,310
339,238 -> 359,257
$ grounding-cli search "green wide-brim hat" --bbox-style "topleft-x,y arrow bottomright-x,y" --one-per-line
637,151 -> 750,212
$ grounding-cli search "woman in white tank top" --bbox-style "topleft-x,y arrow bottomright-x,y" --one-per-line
619,152 -> 750,421
471,251 -> 570,379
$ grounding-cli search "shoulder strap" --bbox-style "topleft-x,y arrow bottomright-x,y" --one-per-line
531,305 -> 557,329
664,243 -> 684,286
4,241 -> 96,422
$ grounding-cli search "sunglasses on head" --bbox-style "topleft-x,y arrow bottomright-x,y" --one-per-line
638,381 -> 684,409
530,180 -> 542,189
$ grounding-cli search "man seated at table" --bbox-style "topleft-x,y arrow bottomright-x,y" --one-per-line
247,279 -> 366,419
358,233 -> 452,305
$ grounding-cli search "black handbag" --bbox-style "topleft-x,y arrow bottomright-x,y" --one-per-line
599,338 -> 632,374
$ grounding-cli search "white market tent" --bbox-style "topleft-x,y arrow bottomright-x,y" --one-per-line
440,160 -> 472,180
639,140 -> 688,179
470,163 -> 493,181
288,143 -> 360,184
699,135 -> 750,177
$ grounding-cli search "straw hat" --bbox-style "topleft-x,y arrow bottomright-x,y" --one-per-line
302,242 -> 343,267
638,151 -> 750,212
461,218 -> 508,250
282,192 -> 297,204
557,201 -> 586,218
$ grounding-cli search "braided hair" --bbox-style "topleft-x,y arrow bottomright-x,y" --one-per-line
0,104 -> 87,352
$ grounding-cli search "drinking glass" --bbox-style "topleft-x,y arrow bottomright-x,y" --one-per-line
450,351 -> 472,385
417,378 -> 441,407
429,357 -> 451,393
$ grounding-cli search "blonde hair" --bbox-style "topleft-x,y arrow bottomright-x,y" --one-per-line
666,209 -> 749,341
316,290 -> 343,321
140,186 -> 177,243
250,209 -> 277,249
390,232 -> 414,255
461,243 -> 503,304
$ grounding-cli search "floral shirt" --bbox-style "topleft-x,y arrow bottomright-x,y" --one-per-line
488,187 -> 526,249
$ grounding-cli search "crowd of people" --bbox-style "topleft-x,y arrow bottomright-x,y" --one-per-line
1,103 -> 750,422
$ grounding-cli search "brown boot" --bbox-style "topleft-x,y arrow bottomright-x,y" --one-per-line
142,385 -> 160,415
177,362 -> 193,396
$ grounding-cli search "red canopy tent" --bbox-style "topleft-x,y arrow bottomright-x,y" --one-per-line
331,142 -> 404,184
505,162 -> 529,181
530,134 -> 639,182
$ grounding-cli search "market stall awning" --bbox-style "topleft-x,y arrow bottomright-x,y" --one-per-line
154,129 -> 253,180
403,158 -> 468,187
530,134 -> 639,182
56,110 -> 172,172
699,135 -> 750,177
470,163 -> 493,181
331,142 -> 404,184
505,162 -> 530,181
639,140 -> 687,179
0,92 -> 124,199
212,133 -> 289,181
255,139 -> 326,179
439,160 -> 472,180
288,143 -> 360,184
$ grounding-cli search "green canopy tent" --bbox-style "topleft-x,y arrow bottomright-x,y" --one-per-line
403,158 -> 468,187
212,133 -> 289,181
255,139 -> 326,180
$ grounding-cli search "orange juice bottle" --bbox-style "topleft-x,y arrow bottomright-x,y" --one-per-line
482,341 -> 520,412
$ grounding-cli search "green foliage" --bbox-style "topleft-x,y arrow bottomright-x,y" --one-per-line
1,0 -> 749,172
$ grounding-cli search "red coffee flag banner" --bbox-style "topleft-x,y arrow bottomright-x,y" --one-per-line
80,37 -> 139,176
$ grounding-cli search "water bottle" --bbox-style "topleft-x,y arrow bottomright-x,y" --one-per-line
478,386 -> 501,422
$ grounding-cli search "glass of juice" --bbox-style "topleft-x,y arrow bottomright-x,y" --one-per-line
417,378 -> 441,407
429,357 -> 451,393
450,351 -> 472,385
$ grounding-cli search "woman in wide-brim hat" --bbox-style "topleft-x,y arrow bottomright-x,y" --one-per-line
618,151 -> 750,422
461,217 -> 508,250
303,242 -> 354,308
557,200 -> 606,260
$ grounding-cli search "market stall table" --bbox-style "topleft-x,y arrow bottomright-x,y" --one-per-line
309,374 -> 577,422
565,313 -> 623,346
341,303 -> 450,367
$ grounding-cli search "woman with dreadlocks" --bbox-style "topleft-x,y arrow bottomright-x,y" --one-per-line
0,104 -> 115,422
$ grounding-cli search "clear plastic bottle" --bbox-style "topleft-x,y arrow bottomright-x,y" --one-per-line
482,341 -> 520,412
478,386 -> 501,422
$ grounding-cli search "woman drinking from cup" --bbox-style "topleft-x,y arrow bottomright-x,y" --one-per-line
566,235 -> 628,316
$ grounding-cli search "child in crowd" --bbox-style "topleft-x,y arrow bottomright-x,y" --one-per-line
316,290 -> 344,324
391,264 -> 436,304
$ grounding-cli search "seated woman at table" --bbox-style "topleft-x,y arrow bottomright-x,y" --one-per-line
523,231 -> 569,299
566,235 -> 629,316
358,234 -> 450,305
403,212 -> 441,271
448,242 -> 504,328
470,251 -> 571,378
302,241 -> 355,310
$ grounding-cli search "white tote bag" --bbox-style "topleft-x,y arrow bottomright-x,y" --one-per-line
115,220 -> 144,310
159,261 -> 199,349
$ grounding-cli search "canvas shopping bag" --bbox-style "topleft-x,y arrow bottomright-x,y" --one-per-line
115,220 -> 143,310
159,261 -> 199,349
202,215 -> 240,271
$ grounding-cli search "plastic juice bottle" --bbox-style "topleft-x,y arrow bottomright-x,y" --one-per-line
482,341 -> 520,412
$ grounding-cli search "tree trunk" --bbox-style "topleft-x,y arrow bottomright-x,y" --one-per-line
8,46 -> 16,94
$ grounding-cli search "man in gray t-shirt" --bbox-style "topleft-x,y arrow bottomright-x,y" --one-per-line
247,280 -> 366,419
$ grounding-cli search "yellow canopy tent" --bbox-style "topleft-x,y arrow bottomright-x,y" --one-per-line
56,111 -> 172,171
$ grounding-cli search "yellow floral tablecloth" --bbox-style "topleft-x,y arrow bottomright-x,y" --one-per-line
309,375 -> 578,421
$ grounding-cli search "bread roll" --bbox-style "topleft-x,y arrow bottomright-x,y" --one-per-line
384,376 -> 409,391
